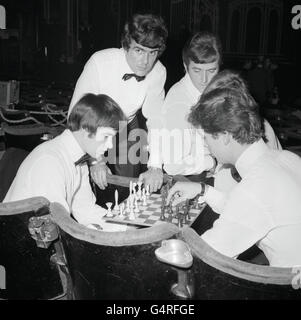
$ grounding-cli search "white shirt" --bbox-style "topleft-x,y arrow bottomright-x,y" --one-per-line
152,73 -> 214,174
69,48 -> 166,122
68,48 -> 166,168
214,120 -> 282,193
4,130 -> 126,231
201,139 -> 301,267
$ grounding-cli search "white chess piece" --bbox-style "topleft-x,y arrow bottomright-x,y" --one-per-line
132,182 -> 137,196
119,203 -> 125,216
134,198 -> 139,213
129,181 -> 133,195
126,198 -> 131,214
142,193 -> 147,206
105,202 -> 113,217
137,181 -> 143,200
113,189 -> 119,212
145,185 -> 150,196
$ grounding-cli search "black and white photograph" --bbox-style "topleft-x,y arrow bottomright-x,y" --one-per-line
0,0 -> 301,305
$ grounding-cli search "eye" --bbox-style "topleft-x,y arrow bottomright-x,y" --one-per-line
209,69 -> 217,73
135,48 -> 142,54
150,51 -> 158,56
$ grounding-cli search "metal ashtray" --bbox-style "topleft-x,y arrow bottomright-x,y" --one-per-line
155,239 -> 193,268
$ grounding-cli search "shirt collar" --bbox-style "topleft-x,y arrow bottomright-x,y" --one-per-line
235,138 -> 269,178
183,72 -> 202,104
60,129 -> 86,163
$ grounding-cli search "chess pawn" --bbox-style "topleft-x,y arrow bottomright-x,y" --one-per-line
105,202 -> 113,217
119,203 -> 125,216
145,185 -> 150,197
126,198 -> 131,214
137,181 -> 143,200
142,194 -> 147,206
132,182 -> 137,195
134,198 -> 140,213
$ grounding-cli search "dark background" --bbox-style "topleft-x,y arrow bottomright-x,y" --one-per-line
0,0 -> 300,103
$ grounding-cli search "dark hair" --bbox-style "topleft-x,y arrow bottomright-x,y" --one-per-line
121,13 -> 168,57
182,31 -> 222,67
68,93 -> 126,135
188,87 -> 263,144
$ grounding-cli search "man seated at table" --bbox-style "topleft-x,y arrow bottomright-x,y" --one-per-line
4,93 -> 127,231
167,78 -> 301,267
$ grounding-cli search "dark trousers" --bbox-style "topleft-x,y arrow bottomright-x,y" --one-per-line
96,109 -> 148,207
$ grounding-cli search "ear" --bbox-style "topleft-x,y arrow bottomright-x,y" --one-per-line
222,132 -> 231,145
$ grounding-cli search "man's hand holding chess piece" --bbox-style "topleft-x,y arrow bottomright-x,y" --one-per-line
166,181 -> 208,207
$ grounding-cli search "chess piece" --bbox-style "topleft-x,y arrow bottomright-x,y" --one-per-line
160,205 -> 166,221
134,198 -> 140,213
129,204 -> 136,220
132,182 -> 137,195
126,198 -> 131,214
142,193 -> 147,206
137,181 -> 143,200
145,185 -> 150,197
119,203 -> 125,216
105,202 -> 113,217
113,189 -> 119,212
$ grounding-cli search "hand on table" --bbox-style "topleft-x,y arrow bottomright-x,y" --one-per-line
138,167 -> 163,193
90,162 -> 112,190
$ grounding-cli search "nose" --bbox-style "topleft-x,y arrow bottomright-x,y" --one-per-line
141,52 -> 149,65
200,70 -> 208,84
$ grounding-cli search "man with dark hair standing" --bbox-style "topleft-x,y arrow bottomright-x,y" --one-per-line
5,94 -> 127,231
68,13 -> 168,195
167,82 -> 301,267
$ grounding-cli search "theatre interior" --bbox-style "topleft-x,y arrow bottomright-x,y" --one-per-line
0,0 -> 301,300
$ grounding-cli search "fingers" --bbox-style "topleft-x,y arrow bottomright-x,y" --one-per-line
166,184 -> 179,204
172,196 -> 186,207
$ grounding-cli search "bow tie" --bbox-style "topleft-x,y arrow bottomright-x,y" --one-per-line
122,73 -> 145,82
74,153 -> 91,166
230,166 -> 242,182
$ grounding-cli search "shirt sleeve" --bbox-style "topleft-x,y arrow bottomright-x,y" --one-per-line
201,186 -> 272,258
71,165 -> 127,231
200,186 -> 227,214
142,63 -> 166,168
18,155 -> 69,212
160,103 -> 214,175
68,54 -> 100,117
142,63 -> 166,122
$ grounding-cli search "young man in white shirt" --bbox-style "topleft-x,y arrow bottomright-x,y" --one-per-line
156,32 -> 280,181
158,32 -> 221,177
167,81 -> 301,267
5,93 -> 127,231
68,13 -> 168,195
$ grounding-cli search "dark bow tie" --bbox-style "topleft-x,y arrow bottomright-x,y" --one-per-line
230,166 -> 242,182
122,73 -> 145,82
74,153 -> 91,166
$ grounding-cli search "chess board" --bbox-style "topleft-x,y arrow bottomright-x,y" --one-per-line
103,193 -> 205,228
